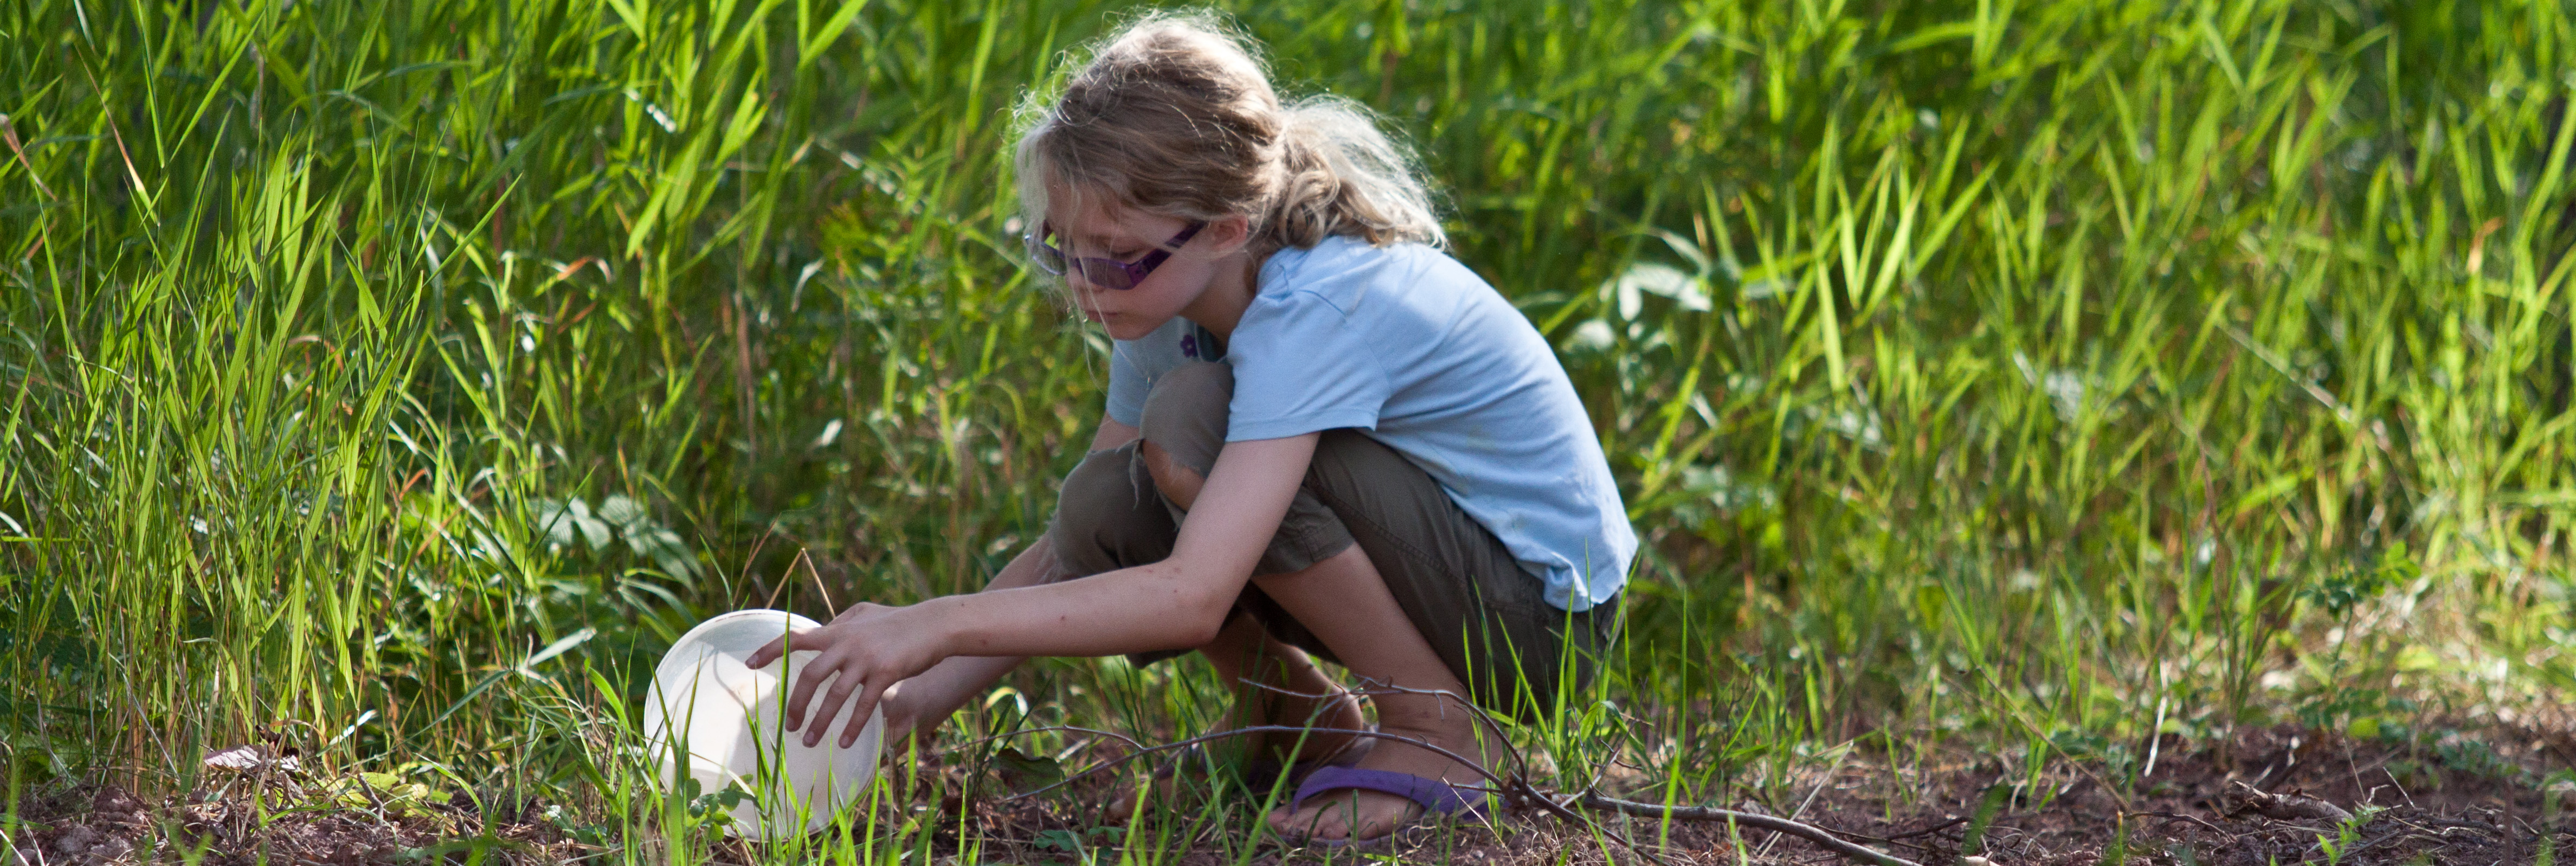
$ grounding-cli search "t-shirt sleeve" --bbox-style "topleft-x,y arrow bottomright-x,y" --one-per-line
1105,338 -> 1150,427
1224,291 -> 1391,441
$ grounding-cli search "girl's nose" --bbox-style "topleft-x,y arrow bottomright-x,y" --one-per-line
1067,276 -> 1109,309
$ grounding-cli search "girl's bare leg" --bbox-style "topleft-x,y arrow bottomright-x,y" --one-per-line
1201,612 -> 1367,766
1107,592 -> 1366,819
1250,546 -> 1497,840
1144,441 -> 1497,841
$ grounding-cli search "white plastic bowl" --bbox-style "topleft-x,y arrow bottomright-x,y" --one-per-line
641,609 -> 884,840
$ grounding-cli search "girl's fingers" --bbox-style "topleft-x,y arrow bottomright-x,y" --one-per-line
780,649 -> 837,731
747,637 -> 781,671
841,682 -> 891,748
802,666 -> 867,748
746,627 -> 818,670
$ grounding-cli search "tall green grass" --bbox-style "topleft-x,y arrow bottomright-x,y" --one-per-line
3,0 -> 2571,859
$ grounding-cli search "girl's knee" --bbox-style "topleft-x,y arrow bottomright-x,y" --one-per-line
1139,440 -> 1205,511
1137,361 -> 1231,475
1137,361 -> 1232,510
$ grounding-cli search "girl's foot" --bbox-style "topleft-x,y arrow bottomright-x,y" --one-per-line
1109,604 -> 1371,821
1264,715 -> 1498,843
1104,729 -> 1370,820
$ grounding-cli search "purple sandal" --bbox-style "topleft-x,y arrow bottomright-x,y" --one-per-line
1282,766 -> 1490,847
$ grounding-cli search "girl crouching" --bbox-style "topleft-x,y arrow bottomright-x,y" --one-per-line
749,14 -> 1634,845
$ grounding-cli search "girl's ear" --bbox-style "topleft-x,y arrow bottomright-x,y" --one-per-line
1205,214 -> 1254,256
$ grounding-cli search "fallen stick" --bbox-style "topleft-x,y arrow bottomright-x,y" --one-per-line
1884,816 -> 1970,841
2222,781 -> 2354,824
1573,792 -> 1923,866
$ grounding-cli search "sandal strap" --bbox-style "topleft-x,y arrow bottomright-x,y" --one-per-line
1291,766 -> 1485,817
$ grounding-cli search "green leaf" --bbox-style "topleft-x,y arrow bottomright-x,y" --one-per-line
801,0 -> 871,63
1606,261 -> 1710,312
1887,21 -> 1977,54
525,627 -> 596,671
597,495 -> 648,529
992,746 -> 1065,793
2224,474 -> 2301,522
1914,585 -> 1950,628
1033,829 -> 1082,852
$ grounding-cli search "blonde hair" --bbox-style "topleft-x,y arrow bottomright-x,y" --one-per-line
1012,12 -> 1444,256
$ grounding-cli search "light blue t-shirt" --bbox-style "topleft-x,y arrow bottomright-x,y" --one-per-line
1105,235 -> 1634,611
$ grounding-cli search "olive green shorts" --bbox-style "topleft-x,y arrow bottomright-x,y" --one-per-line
1046,361 -> 1619,721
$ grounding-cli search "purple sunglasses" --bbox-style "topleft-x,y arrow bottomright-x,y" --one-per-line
1023,220 -> 1206,290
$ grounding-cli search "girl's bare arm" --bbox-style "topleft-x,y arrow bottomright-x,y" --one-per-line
750,429 -> 1317,748
868,415 -> 1143,746
865,537 -> 1057,749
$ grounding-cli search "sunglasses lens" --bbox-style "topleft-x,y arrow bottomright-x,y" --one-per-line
1023,236 -> 1066,275
1077,260 -> 1136,290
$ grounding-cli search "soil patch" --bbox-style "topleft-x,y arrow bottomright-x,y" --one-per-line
952,720 -> 2573,865
6,777 -> 577,865
7,721 -> 2566,864
1704,721 -> 2575,866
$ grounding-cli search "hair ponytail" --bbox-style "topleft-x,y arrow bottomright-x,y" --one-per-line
1264,96 -> 1446,251
1014,14 -> 1446,256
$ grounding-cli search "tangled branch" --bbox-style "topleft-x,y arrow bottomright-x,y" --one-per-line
969,681 -> 1918,866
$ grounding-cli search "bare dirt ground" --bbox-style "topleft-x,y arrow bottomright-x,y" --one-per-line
8,720 -> 2567,864
948,719 -> 2573,865
1690,720 -> 2574,866
6,778 -> 581,866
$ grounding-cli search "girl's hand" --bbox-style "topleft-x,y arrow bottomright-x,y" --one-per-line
744,603 -> 949,748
